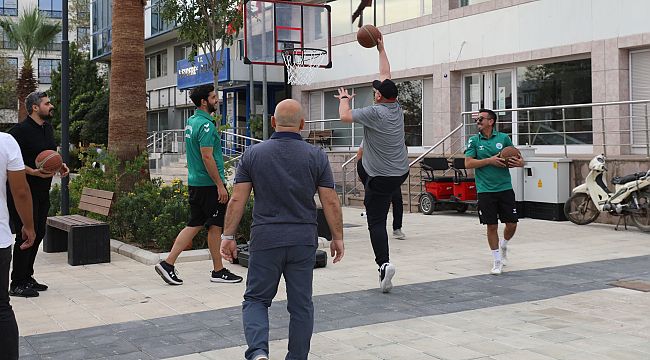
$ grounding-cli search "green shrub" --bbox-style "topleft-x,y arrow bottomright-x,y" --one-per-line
49,149 -> 255,252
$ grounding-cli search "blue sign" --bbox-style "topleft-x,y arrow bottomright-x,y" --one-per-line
176,49 -> 230,90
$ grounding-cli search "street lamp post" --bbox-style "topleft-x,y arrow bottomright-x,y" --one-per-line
60,0 -> 70,215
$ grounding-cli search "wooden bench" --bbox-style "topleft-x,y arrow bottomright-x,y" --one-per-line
44,188 -> 113,266
305,130 -> 333,148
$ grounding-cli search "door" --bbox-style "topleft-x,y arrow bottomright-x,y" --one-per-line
463,70 -> 516,143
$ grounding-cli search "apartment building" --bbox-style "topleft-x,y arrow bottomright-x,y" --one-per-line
0,0 -> 90,123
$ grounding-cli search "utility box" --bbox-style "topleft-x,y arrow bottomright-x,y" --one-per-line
509,146 -> 537,218
522,157 -> 572,221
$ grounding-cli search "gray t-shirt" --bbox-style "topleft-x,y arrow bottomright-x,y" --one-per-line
234,131 -> 335,251
351,102 -> 409,177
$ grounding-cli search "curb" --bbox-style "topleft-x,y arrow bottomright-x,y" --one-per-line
110,237 -> 331,266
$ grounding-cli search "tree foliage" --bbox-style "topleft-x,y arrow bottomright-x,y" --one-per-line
0,7 -> 61,120
0,57 -> 17,110
159,0 -> 243,89
49,42 -> 109,146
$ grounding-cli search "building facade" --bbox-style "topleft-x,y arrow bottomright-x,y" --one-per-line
298,0 -> 650,156
0,0 -> 90,123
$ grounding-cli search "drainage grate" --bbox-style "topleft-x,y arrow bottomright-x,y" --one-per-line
610,280 -> 650,292
342,223 -> 362,228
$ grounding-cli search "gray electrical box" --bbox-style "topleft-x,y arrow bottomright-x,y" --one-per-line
522,157 -> 572,221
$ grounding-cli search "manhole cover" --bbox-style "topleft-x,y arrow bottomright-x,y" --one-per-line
610,280 -> 650,292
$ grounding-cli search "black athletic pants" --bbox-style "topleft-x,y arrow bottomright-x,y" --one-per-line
0,246 -> 19,360
357,159 -> 404,231
10,189 -> 49,287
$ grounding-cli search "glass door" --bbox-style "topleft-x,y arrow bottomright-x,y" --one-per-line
463,70 -> 516,143
493,70 -> 515,142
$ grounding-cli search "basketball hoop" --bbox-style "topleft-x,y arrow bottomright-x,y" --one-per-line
281,48 -> 328,86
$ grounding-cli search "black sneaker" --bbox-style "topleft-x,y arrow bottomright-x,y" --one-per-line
211,268 -> 243,283
379,262 -> 396,293
155,261 -> 183,285
10,284 -> 39,298
27,277 -> 48,291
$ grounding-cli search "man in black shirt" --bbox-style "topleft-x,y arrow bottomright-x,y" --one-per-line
7,91 -> 69,298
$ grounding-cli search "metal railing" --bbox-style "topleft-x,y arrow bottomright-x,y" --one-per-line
147,129 -> 263,169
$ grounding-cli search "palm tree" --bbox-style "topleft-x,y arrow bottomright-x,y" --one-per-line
0,7 -> 61,121
108,0 -> 147,165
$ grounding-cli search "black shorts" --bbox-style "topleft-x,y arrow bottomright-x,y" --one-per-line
187,186 -> 228,228
477,189 -> 518,225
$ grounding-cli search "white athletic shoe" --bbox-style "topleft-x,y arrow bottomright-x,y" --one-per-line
392,229 -> 406,240
490,260 -> 503,275
500,243 -> 508,267
379,263 -> 396,293
253,355 -> 268,360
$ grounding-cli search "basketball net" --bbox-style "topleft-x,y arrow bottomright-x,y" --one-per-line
281,48 -> 327,86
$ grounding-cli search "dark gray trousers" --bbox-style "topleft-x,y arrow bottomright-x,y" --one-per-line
243,245 -> 316,360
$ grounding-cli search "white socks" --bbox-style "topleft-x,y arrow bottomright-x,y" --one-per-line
492,249 -> 501,262
500,239 -> 508,249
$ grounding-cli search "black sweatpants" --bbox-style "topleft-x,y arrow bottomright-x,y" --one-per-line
357,159 -> 404,231
10,189 -> 49,287
0,246 -> 19,359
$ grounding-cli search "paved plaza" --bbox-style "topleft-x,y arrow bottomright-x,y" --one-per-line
12,207 -> 650,360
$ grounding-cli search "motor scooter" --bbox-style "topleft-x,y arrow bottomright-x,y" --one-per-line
564,154 -> 650,231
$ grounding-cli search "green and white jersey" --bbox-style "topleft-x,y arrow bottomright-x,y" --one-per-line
464,130 -> 514,193
184,109 -> 226,187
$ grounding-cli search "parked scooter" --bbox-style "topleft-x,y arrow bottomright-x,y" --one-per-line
564,154 -> 650,231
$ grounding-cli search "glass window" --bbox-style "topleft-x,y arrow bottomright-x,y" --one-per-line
0,57 -> 17,109
0,28 -> 17,50
39,0 -> 63,18
46,31 -> 63,51
384,0 -> 419,24
150,0 -> 173,37
352,86 -> 372,146
516,59 -> 592,145
330,0 -> 352,37
0,0 -> 18,16
38,58 -> 60,84
453,0 -> 490,9
397,79 -> 423,146
147,51 -> 168,79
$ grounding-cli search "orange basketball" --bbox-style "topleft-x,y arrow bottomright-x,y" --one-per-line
499,146 -> 521,167
356,24 -> 382,48
35,150 -> 63,173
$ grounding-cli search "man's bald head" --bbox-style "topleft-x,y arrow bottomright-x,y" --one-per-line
273,99 -> 304,128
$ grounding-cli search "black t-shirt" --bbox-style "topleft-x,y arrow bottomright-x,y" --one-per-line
8,117 -> 57,193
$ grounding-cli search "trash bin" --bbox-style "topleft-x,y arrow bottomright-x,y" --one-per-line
522,157 -> 572,221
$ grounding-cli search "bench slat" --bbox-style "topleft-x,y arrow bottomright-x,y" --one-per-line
82,187 -> 114,200
79,195 -> 113,209
79,201 -> 111,216
47,215 -> 106,232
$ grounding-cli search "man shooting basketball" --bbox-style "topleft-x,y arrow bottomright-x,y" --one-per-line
336,36 -> 409,293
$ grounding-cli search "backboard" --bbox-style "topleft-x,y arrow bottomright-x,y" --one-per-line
244,0 -> 332,68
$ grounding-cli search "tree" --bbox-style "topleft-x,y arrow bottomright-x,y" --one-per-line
108,0 -> 147,164
0,56 -> 17,111
0,7 -> 61,121
49,42 -> 108,145
160,0 -> 242,91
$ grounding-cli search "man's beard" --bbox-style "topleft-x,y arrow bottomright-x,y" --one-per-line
40,110 -> 53,120
207,103 -> 216,114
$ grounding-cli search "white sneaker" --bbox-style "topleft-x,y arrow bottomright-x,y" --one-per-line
500,244 -> 508,267
392,229 -> 406,240
490,260 -> 503,275
379,263 -> 396,293
253,355 -> 268,360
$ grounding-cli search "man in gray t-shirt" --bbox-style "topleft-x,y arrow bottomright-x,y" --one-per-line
336,36 -> 408,294
221,99 -> 345,360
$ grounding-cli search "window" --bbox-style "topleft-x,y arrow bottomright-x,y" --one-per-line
76,0 -> 89,22
516,59 -> 592,145
46,31 -> 63,51
330,0 -> 431,37
174,44 -> 193,72
0,57 -> 18,109
0,0 -> 18,16
77,27 -> 90,50
0,28 -> 17,50
146,51 -> 168,79
147,111 -> 169,132
452,0 -> 490,9
39,0 -> 62,18
38,58 -> 60,84
91,0 -> 111,58
150,0 -> 173,37
397,79 -> 423,146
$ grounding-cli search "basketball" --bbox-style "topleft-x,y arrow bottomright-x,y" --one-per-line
499,146 -> 521,167
35,150 -> 63,173
356,24 -> 382,48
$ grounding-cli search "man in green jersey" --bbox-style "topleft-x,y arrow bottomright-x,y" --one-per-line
464,109 -> 524,275
155,84 -> 242,285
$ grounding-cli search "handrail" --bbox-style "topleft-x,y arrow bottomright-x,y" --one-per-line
409,122 -> 464,167
341,154 -> 357,168
459,99 -> 650,115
